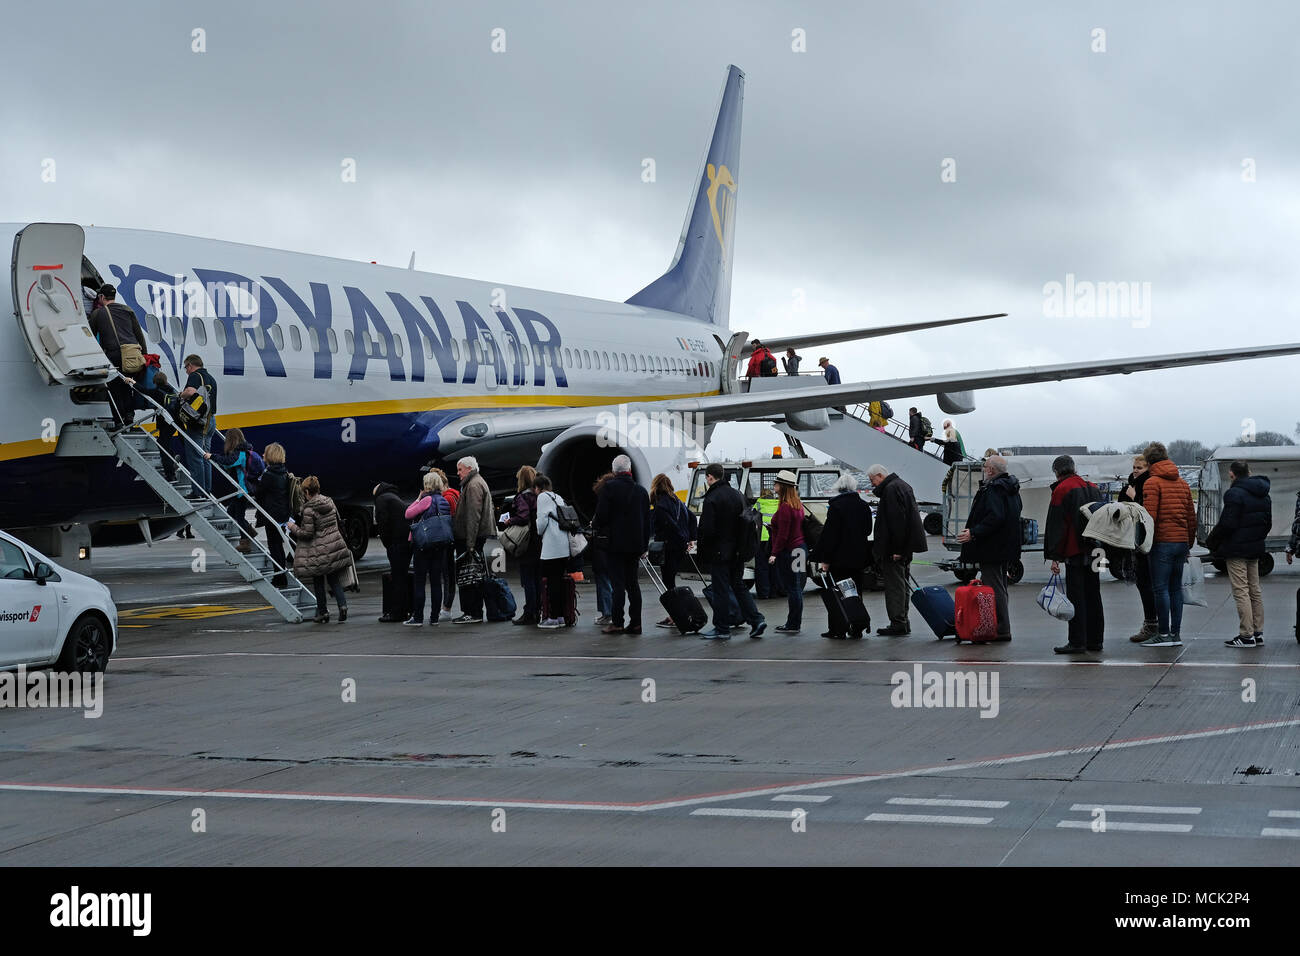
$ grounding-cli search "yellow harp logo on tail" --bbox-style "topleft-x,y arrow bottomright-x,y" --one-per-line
706,162 -> 737,261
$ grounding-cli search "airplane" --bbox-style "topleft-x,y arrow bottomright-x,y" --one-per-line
5,63 -> 1300,566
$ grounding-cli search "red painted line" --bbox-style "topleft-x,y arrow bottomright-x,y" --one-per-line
31,264 -> 63,270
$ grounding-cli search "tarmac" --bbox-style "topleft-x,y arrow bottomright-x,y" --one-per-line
0,535 -> 1297,866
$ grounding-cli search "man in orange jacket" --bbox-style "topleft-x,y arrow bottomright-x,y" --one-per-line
1137,441 -> 1197,647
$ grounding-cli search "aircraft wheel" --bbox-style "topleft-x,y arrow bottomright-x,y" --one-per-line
340,506 -> 370,561
923,512 -> 942,536
954,567 -> 977,584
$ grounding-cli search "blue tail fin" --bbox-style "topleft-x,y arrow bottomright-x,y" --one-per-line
626,64 -> 744,327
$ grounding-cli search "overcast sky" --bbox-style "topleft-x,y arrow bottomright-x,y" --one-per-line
4,1 -> 1297,460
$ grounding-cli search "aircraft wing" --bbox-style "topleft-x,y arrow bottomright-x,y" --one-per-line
748,313 -> 1006,354
650,342 -> 1300,420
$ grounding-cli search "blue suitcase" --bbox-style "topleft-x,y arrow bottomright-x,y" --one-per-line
909,574 -> 955,638
482,576 -> 517,622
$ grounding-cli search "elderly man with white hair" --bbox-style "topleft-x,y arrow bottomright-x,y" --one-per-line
955,454 -> 1022,641
450,455 -> 497,624
592,453 -> 651,634
812,473 -> 875,639
868,464 -> 927,635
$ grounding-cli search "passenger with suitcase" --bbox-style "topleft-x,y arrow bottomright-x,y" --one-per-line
696,463 -> 766,640
650,474 -> 696,628
868,464 -> 928,635
814,473 -> 874,639
403,471 -> 453,626
534,474 -> 578,629
955,454 -> 1020,642
768,470 -> 808,634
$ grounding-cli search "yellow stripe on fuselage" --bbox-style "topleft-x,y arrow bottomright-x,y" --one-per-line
0,390 -> 719,463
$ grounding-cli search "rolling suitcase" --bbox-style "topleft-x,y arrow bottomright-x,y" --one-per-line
542,573 -> 578,627
381,571 -> 413,620
644,557 -> 707,634
819,573 -> 871,637
909,573 -> 955,638
954,578 -> 998,643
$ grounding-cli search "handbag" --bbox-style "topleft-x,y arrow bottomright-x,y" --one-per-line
1182,556 -> 1207,607
1037,572 -> 1075,621
500,522 -> 531,557
456,549 -> 485,588
568,531 -> 589,558
411,504 -> 453,552
106,309 -> 146,375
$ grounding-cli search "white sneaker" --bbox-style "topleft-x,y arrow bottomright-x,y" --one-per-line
538,617 -> 563,629
438,609 -> 453,622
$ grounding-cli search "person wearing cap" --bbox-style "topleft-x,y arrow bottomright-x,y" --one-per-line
767,470 -> 807,634
818,357 -> 841,386
87,283 -> 146,429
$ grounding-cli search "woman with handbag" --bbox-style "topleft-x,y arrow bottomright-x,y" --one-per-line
767,471 -> 808,634
404,470 -> 454,626
287,476 -> 351,623
500,466 -> 541,626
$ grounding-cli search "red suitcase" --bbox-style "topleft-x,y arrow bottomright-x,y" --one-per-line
954,578 -> 998,643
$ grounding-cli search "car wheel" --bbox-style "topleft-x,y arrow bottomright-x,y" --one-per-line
56,613 -> 111,672
1006,559 -> 1024,586
922,512 -> 942,536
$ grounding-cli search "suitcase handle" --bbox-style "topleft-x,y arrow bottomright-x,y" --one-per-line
641,555 -> 667,595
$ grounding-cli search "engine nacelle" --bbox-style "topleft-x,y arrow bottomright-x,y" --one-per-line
937,390 -> 976,415
537,409 -> 706,517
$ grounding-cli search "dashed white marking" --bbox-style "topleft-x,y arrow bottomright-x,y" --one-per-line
865,813 -> 993,826
1068,803 -> 1201,815
888,797 -> 1008,809
772,794 -> 830,803
1261,828 -> 1300,838
1267,810 -> 1300,818
1057,821 -> 1193,833
691,808 -> 799,819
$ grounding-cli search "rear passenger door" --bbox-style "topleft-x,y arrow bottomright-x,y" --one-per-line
0,539 -> 60,667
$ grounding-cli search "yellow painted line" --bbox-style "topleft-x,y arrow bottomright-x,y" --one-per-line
118,604 -> 272,621
0,390 -> 719,463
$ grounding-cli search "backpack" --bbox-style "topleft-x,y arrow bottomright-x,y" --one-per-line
288,472 -> 305,520
736,506 -> 763,562
177,381 -> 211,430
548,493 -> 584,534
244,449 -> 266,489
759,354 -> 777,376
660,496 -> 691,547
920,415 -> 933,438
880,401 -> 893,420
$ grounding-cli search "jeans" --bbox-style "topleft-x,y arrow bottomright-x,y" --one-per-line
607,551 -> 642,628
1148,541 -> 1189,636
708,560 -> 763,634
776,548 -> 806,628
978,562 -> 1011,637
181,426 -> 211,495
592,548 -> 613,617
312,570 -> 347,616
519,557 -> 540,618
1064,559 -> 1104,648
412,545 -> 446,621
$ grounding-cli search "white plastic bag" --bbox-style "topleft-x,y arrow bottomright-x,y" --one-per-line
1037,572 -> 1075,621
1182,556 -> 1207,607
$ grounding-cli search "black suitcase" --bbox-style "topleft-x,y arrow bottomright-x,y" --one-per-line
381,572 -> 413,619
643,557 -> 707,633
542,574 -> 578,627
820,574 -> 871,637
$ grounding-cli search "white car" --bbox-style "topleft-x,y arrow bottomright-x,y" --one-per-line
0,529 -> 116,671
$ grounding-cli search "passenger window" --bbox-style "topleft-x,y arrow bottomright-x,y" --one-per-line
270,325 -> 284,349
309,328 -> 320,352
194,318 -> 208,347
235,325 -> 248,348
169,317 -> 183,341
360,331 -> 372,355
564,347 -> 572,366
252,326 -> 265,349
620,354 -> 628,371
344,330 -> 355,354
601,351 -> 609,369
451,339 -> 460,361
290,326 -> 302,351
521,345 -> 530,365
425,338 -> 434,360
393,335 -> 403,358
0,539 -> 29,579
327,328 -> 338,353
214,322 -> 227,347
146,315 -> 161,342
583,349 -> 590,368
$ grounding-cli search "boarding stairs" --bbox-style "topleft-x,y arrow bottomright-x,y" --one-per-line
97,387 -> 318,623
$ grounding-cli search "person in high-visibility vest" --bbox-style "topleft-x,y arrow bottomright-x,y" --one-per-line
754,489 -> 783,599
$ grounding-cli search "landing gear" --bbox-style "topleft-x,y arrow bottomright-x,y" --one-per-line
922,512 -> 943,536
1006,559 -> 1024,586
340,505 -> 371,561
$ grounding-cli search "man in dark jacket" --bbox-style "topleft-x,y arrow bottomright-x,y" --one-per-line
593,455 -> 652,634
696,463 -> 765,639
907,407 -> 926,450
868,465 -> 927,635
374,482 -> 413,623
814,473 -> 874,638
956,455 -> 1021,641
1044,454 -> 1103,654
88,283 -> 146,428
1211,461 -> 1271,646
452,456 -> 496,624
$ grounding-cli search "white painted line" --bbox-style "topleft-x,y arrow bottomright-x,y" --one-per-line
691,808 -> 798,819
888,797 -> 1009,809
1261,827 -> 1300,838
772,794 -> 831,803
1056,821 -> 1193,833
1068,803 -> 1201,815
865,813 -> 993,826
1267,810 -> 1300,818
